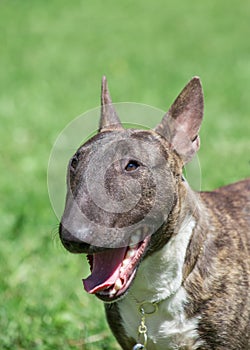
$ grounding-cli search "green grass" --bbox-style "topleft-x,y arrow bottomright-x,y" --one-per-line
0,0 -> 249,348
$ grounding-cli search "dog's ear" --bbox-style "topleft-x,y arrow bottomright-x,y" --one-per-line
99,76 -> 123,132
154,77 -> 204,163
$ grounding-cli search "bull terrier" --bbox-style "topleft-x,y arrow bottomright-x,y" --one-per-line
59,77 -> 250,349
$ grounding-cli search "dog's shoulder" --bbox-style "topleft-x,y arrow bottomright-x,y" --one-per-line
199,178 -> 250,234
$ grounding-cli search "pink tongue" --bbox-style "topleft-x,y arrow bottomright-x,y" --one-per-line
83,247 -> 127,294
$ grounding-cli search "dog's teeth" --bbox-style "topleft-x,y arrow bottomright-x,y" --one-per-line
122,258 -> 130,267
114,278 -> 123,291
109,288 -> 116,296
120,265 -> 125,274
125,249 -> 136,259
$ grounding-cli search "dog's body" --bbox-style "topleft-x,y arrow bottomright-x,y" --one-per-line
59,77 -> 250,349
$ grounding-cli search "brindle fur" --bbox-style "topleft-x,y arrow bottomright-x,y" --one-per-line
59,77 -> 250,349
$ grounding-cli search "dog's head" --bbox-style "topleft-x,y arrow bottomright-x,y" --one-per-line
59,76 -> 203,302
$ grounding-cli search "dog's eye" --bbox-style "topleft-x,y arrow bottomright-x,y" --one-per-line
70,152 -> 80,170
125,160 -> 140,172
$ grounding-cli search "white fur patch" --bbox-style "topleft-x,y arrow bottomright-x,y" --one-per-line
118,217 -> 203,349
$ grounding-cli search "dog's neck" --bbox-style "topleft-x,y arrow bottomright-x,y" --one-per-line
129,215 -> 196,305
127,180 -> 208,303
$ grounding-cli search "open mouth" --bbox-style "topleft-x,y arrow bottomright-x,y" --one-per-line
82,235 -> 151,302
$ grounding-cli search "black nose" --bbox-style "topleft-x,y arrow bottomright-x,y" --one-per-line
59,223 -> 91,253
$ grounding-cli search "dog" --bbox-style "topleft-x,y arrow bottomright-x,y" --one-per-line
59,76 -> 250,349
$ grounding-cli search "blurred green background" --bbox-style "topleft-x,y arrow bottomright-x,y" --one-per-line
0,0 -> 249,349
